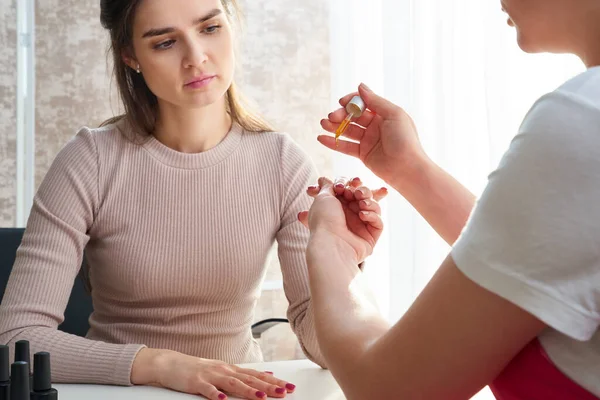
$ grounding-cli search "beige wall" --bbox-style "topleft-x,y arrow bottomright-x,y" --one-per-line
1,0 -> 331,361
0,0 -> 17,227
34,0 -> 117,188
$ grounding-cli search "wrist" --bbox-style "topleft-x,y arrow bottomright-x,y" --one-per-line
131,348 -> 174,386
389,154 -> 437,195
308,229 -> 360,266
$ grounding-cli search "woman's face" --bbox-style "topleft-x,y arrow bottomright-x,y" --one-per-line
501,0 -> 593,54
127,0 -> 235,109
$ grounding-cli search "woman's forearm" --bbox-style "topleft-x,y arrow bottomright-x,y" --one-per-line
306,233 -> 390,382
392,158 -> 477,245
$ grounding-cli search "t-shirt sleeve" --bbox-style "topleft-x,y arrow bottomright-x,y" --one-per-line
452,91 -> 600,341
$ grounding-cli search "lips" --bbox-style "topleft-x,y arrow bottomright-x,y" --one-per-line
184,75 -> 216,87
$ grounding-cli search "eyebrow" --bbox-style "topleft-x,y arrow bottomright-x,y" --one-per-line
142,9 -> 223,38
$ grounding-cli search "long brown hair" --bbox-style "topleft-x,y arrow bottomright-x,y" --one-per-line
99,0 -> 273,136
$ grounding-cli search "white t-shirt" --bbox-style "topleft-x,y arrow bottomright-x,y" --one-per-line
452,66 -> 600,396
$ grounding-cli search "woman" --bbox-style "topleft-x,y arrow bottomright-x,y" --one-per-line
0,1 -> 383,399
301,0 -> 600,399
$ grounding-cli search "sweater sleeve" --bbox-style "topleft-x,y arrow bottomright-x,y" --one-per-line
0,127 -> 145,385
275,134 -> 327,368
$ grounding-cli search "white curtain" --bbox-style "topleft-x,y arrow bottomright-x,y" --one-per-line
328,1 -> 583,397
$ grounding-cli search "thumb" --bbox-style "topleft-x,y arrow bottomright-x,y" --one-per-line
358,83 -> 400,119
317,177 -> 335,197
297,211 -> 309,228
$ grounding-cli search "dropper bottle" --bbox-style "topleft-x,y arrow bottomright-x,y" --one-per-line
31,352 -> 58,400
335,95 -> 366,143
0,345 -> 9,400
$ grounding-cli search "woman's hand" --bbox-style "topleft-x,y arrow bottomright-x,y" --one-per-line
131,348 -> 295,399
298,177 -> 386,264
319,83 -> 431,189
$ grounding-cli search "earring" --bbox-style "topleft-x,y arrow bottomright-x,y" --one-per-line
136,64 -> 140,74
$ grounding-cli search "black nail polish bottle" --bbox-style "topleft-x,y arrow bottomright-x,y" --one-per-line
10,361 -> 30,400
0,345 -> 9,400
30,352 -> 58,400
14,340 -> 33,387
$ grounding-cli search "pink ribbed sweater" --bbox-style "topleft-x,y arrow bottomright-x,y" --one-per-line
0,121 -> 324,385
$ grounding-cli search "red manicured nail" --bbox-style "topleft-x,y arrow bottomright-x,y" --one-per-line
276,387 -> 286,394
218,394 -> 227,400
256,391 -> 266,398
264,371 -> 273,374
286,383 -> 296,391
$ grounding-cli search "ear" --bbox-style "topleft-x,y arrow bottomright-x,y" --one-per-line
121,49 -> 139,71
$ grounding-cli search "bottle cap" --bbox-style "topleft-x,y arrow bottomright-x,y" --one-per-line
346,95 -> 366,117
33,352 -> 52,392
10,361 -> 30,400
15,340 -> 30,367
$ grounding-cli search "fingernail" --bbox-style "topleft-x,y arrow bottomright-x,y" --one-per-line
352,177 -> 361,182
361,200 -> 370,207
335,183 -> 344,189
286,383 -> 296,391
276,387 -> 286,394
218,394 -> 227,400
265,371 -> 274,374
356,188 -> 365,196
360,83 -> 372,92
361,211 -> 370,216
256,391 -> 266,398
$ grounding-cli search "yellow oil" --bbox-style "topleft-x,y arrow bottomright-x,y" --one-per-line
335,114 -> 353,144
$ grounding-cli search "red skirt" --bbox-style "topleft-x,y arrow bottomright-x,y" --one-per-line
491,338 -> 598,400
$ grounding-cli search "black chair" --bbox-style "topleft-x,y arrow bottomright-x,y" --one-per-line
0,228 -> 93,336
0,228 -> 287,339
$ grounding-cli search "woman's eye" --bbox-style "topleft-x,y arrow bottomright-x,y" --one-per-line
204,25 -> 221,34
154,40 -> 175,50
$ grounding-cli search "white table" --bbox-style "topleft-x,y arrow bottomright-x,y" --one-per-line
54,359 -> 346,399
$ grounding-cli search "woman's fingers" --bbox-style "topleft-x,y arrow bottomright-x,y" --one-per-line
232,373 -> 287,398
354,186 -> 373,201
344,185 -> 356,202
235,368 -> 294,392
373,187 -> 388,202
298,211 -> 309,228
333,177 -> 350,195
308,179 -> 388,207
359,210 -> 384,230
347,177 -> 363,189
307,185 -> 320,197
192,381 -> 228,400
359,198 -> 382,216
213,375 -> 267,399
317,135 -> 360,158
320,119 -> 365,142
338,92 -> 359,107
325,108 -> 376,129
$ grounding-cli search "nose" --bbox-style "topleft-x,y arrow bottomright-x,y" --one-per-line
182,38 -> 208,69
